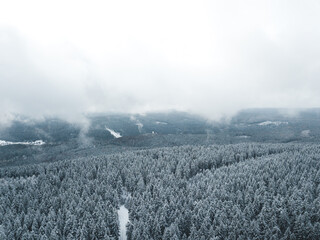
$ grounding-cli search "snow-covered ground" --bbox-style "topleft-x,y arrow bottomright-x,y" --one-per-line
118,205 -> 129,240
236,135 -> 251,139
155,121 -> 168,125
301,130 -> 310,137
105,127 -> 122,138
0,140 -> 45,146
258,121 -> 288,126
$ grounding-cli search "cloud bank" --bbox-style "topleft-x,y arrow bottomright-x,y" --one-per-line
1,0 -> 320,124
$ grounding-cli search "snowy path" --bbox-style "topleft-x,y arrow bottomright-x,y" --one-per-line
105,127 -> 122,138
0,140 -> 45,146
118,205 -> 129,240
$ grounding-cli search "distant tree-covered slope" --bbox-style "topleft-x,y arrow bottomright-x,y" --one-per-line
0,143 -> 319,239
2,109 -> 320,167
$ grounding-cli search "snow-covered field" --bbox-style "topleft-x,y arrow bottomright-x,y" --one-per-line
236,135 -> 251,139
105,127 -> 122,138
118,205 -> 129,240
258,121 -> 288,126
0,140 -> 45,146
301,130 -> 310,137
155,121 -> 168,125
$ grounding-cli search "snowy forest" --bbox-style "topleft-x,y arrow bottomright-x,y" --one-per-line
2,0 -> 320,238
1,143 -> 319,239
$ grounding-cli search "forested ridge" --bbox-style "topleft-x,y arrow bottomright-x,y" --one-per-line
0,143 -> 320,239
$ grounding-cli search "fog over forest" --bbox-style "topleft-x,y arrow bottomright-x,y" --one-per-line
1,0 -> 320,124
1,1 -> 320,240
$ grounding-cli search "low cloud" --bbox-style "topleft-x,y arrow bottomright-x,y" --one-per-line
1,0 -> 320,125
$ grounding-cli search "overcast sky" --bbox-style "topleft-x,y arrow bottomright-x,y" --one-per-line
1,0 -> 320,124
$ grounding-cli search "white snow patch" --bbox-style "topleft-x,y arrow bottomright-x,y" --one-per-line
0,140 -> 45,146
105,127 -> 122,138
118,205 -> 129,240
258,121 -> 288,126
237,135 -> 251,139
301,130 -> 310,137
33,140 -> 45,145
155,121 -> 168,125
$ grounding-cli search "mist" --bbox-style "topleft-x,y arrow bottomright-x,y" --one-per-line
1,0 -> 320,125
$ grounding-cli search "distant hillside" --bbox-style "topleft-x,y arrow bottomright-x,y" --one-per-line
1,109 -> 320,167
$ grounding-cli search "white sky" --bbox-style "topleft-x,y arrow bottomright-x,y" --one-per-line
1,0 -> 320,123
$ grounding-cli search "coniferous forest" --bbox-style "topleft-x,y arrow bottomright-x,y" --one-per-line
1,142 -> 319,239
2,0 -> 320,238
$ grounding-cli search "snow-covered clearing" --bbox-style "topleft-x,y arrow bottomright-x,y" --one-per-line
155,121 -> 168,125
301,130 -> 310,137
105,127 -> 122,138
118,205 -> 129,240
237,135 -> 251,139
258,121 -> 288,126
0,140 -> 45,146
